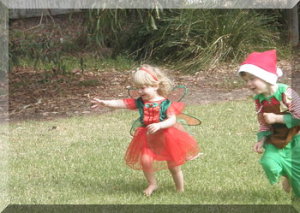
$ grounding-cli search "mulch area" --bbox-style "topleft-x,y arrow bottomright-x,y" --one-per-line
7,58 -> 293,122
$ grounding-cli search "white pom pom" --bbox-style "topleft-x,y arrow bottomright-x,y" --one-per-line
276,67 -> 283,77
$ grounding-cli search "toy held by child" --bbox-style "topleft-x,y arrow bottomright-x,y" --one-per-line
238,49 -> 300,197
91,64 -> 201,196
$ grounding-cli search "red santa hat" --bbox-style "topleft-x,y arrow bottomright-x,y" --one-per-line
238,49 -> 282,85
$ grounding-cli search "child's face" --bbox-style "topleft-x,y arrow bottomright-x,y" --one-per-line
137,85 -> 159,101
241,73 -> 269,95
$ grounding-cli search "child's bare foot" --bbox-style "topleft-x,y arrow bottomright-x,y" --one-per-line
186,153 -> 203,161
143,184 -> 158,196
282,177 -> 291,193
176,188 -> 184,193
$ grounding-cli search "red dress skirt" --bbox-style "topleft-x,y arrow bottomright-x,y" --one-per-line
123,98 -> 200,171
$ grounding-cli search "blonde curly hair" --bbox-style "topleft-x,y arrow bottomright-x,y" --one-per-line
132,64 -> 173,97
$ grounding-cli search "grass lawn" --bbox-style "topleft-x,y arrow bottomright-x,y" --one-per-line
9,100 -> 292,205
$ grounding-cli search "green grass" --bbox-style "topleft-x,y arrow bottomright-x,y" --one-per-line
0,123 -> 9,211
9,100 -> 292,205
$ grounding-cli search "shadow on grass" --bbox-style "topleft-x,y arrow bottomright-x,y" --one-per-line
5,177 -> 299,212
186,186 -> 292,204
64,173 -> 293,204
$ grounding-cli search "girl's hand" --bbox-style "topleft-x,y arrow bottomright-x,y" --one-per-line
91,98 -> 108,109
263,113 -> 283,124
147,123 -> 161,134
253,141 -> 264,154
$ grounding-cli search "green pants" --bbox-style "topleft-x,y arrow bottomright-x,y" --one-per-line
260,135 -> 300,196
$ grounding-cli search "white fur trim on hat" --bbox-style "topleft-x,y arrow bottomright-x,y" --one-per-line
238,64 -> 278,85
276,68 -> 283,77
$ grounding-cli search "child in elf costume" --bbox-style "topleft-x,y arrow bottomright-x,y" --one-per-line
238,49 -> 300,196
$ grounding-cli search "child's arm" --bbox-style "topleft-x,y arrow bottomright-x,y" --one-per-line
146,115 -> 176,134
263,113 -> 284,124
255,100 -> 271,150
263,88 -> 300,126
91,98 -> 127,109
253,138 -> 265,154
256,100 -> 271,131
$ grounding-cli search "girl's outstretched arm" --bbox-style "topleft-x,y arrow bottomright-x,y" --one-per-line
91,98 -> 127,109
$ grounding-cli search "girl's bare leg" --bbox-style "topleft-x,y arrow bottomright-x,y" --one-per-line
141,154 -> 158,196
168,165 -> 184,192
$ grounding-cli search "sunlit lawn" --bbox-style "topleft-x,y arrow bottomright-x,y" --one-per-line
9,100 -> 292,205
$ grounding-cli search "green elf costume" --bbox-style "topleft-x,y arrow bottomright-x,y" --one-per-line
238,49 -> 300,197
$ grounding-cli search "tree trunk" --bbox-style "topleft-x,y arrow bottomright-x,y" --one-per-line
287,4 -> 299,47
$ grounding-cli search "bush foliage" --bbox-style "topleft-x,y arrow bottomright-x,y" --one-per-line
9,9 -> 288,73
84,9 -> 286,72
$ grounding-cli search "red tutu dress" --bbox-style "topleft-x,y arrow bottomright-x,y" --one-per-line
123,98 -> 200,171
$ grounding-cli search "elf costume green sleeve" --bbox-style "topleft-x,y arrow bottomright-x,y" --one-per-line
257,115 -> 300,141
284,114 -> 300,129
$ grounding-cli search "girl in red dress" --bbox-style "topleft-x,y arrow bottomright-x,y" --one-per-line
91,64 -> 200,196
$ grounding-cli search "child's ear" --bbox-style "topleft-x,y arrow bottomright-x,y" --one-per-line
239,71 -> 247,77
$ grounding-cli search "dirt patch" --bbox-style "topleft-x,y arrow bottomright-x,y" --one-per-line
8,59 -> 293,122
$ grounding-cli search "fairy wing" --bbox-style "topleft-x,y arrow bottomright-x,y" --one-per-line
168,86 -> 202,126
176,113 -> 201,126
126,89 -> 142,136
128,85 -> 188,102
128,88 -> 140,99
168,85 -> 188,102
130,119 -> 143,136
